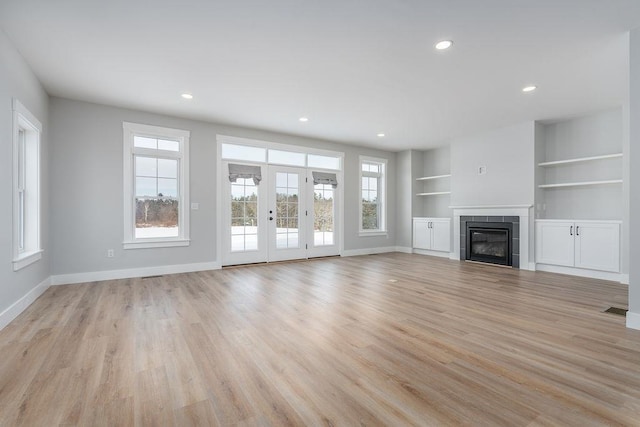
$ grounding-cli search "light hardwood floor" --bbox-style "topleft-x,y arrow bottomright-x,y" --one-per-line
1,253 -> 639,426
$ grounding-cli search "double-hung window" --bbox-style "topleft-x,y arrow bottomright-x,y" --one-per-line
12,100 -> 42,270
123,122 -> 190,249
359,156 -> 387,235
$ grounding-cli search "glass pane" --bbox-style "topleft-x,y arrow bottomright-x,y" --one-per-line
269,149 -> 305,166
276,173 -> 288,187
362,203 -> 378,230
157,139 -> 180,152
287,173 -> 298,188
134,136 -> 157,149
314,184 -> 334,247
231,184 -> 245,199
308,154 -> 340,170
221,143 -> 266,162
135,197 -> 179,238
136,177 -> 157,197
158,158 -> 177,178
229,177 -> 260,253
361,163 -> 370,172
231,235 -> 245,251
362,176 -> 369,190
369,177 -> 378,191
288,233 -> 299,248
136,156 -> 157,177
158,178 -> 178,198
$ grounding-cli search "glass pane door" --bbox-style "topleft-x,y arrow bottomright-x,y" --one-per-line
307,170 -> 340,258
222,162 -> 267,265
268,166 -> 307,262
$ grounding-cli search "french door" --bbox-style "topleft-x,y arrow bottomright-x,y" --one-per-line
222,163 -> 339,265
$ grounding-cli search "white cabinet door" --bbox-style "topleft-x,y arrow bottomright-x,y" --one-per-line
431,220 -> 451,252
413,219 -> 431,250
575,222 -> 620,272
535,221 -> 574,267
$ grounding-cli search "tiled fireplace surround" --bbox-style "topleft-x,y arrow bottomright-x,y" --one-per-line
452,206 -> 533,271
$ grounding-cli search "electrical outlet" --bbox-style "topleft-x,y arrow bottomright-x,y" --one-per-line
478,165 -> 487,175
191,202 -> 199,210
107,249 -> 115,258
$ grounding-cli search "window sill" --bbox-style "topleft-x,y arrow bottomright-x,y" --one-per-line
13,250 -> 43,271
123,239 -> 190,250
358,230 -> 388,237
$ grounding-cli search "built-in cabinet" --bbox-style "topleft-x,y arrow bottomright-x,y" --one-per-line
535,220 -> 620,273
413,218 -> 451,252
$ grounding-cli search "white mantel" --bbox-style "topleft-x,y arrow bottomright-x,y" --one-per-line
450,205 -> 534,271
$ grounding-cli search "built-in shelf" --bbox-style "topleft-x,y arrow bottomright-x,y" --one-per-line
417,191 -> 452,196
538,153 -> 622,167
538,179 -> 623,189
416,174 -> 451,181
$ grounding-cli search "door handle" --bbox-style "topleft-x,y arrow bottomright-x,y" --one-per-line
570,226 -> 573,236
576,226 -> 580,236
269,217 -> 273,221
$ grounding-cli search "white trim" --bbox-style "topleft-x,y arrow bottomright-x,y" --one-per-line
449,252 -> 458,260
123,122 -> 190,248
535,263 -> 626,283
359,231 -> 388,237
13,99 -> 42,267
395,246 -> 413,254
416,191 -> 451,196
413,248 -> 450,258
536,219 -> 622,224
359,155 -> 387,234
449,204 -> 533,209
0,276 -> 50,331
341,246 -> 398,257
13,250 -> 43,271
123,239 -> 190,250
621,274 -> 629,285
51,261 -> 221,286
452,206 -> 533,271
626,311 -> 640,330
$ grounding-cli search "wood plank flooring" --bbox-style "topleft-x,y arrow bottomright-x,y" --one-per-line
1,253 -> 639,426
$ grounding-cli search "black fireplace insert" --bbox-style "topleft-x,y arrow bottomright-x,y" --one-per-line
465,221 -> 512,266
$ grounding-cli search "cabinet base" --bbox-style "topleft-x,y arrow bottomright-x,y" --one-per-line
535,263 -> 625,283
413,248 -> 451,258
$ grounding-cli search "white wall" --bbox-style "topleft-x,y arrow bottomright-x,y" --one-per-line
628,28 -> 640,328
396,150 -> 412,248
0,29 -> 50,317
450,121 -> 535,207
49,98 -> 397,276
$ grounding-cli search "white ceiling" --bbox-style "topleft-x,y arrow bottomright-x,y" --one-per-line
2,0 -> 640,151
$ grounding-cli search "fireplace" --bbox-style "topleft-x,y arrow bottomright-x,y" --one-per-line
466,222 -> 512,266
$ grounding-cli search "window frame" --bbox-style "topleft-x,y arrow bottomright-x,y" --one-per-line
12,99 -> 43,271
359,156 -> 387,236
123,122 -> 190,249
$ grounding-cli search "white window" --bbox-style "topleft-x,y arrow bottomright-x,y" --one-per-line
123,122 -> 190,249
12,100 -> 42,270
359,156 -> 387,235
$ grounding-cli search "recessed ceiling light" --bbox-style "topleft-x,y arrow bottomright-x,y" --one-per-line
299,117 -> 309,122
522,85 -> 537,93
435,40 -> 453,50
377,133 -> 385,137
181,93 -> 193,99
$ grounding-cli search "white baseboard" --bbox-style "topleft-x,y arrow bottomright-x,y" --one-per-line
535,263 -> 625,283
341,246 -> 399,257
51,261 -> 222,286
627,311 -> 640,330
395,246 -> 413,254
621,274 -> 630,285
413,248 -> 450,258
0,276 -> 51,331
528,262 -> 536,271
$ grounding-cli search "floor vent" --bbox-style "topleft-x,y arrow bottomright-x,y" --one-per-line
603,307 -> 628,316
141,275 -> 163,280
